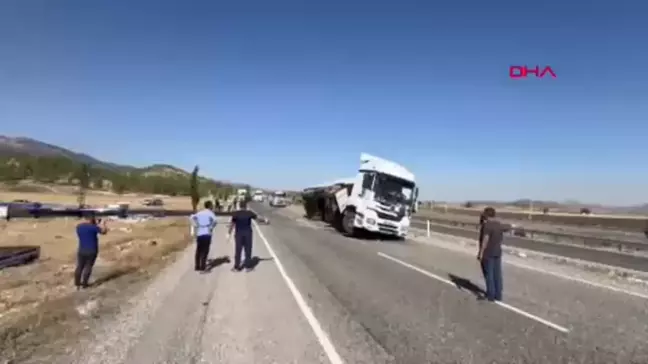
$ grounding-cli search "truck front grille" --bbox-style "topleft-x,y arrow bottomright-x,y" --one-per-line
376,211 -> 402,222
377,223 -> 398,235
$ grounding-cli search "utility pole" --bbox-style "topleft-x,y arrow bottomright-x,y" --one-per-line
528,200 -> 533,220
77,163 -> 90,209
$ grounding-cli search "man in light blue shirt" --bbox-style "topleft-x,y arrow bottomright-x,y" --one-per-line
190,201 -> 218,272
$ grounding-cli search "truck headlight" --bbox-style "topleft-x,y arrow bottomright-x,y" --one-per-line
366,218 -> 376,225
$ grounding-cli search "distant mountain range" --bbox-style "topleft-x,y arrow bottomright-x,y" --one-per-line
0,136 -> 132,171
0,135 -> 242,186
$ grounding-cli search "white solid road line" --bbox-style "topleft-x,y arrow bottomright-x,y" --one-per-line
377,252 -> 570,334
415,230 -> 648,301
253,220 -> 345,364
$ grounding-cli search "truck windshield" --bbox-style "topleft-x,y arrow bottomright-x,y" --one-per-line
373,173 -> 415,205
274,192 -> 286,197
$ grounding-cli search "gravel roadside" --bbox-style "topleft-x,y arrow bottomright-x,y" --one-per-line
56,222 -> 329,364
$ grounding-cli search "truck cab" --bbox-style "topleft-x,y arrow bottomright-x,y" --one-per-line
302,153 -> 418,239
341,153 -> 418,238
253,190 -> 265,202
270,191 -> 288,207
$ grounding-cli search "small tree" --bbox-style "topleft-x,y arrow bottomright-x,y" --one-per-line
113,182 -> 126,195
77,163 -> 91,208
94,177 -> 104,190
190,165 -> 200,212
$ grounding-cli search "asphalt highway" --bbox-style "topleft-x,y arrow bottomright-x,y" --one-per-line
65,205 -> 648,364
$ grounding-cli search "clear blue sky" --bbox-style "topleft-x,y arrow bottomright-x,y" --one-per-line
1,0 -> 646,205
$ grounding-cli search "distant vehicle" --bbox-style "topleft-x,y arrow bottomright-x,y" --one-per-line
0,203 -> 8,219
269,191 -> 288,208
142,198 -> 164,206
252,190 -> 264,202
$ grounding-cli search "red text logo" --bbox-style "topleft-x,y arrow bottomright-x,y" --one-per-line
509,65 -> 557,79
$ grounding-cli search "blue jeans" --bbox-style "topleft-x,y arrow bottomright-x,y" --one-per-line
483,255 -> 503,301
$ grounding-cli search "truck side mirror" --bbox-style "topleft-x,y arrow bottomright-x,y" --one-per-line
412,187 -> 419,213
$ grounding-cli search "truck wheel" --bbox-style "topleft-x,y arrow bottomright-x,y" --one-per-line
342,210 -> 356,236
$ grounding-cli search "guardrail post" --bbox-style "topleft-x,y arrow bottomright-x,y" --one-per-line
427,219 -> 430,237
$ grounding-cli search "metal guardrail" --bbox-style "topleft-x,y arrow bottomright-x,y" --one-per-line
409,220 -> 648,273
418,207 -> 648,231
411,216 -> 648,252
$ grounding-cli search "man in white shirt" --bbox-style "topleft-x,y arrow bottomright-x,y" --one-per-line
190,200 -> 218,272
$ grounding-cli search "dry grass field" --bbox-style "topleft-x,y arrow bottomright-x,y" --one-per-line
0,184 -> 195,210
0,216 -> 193,361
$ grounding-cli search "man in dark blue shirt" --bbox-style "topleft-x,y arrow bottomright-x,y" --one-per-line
75,214 -> 108,289
478,207 -> 511,301
227,201 -> 258,272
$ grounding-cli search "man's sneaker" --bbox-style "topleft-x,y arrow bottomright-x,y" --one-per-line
231,266 -> 242,272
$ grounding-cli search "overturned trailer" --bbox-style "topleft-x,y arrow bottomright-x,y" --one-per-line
302,153 -> 419,239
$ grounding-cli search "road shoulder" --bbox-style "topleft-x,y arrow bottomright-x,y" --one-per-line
63,223 -> 329,364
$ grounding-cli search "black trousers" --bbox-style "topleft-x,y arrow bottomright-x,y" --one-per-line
195,235 -> 212,271
234,233 -> 253,269
75,251 -> 98,287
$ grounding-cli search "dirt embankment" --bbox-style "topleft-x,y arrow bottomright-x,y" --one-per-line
0,216 -> 192,362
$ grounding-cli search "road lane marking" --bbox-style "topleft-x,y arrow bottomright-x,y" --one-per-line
506,260 -> 648,300
377,252 -> 570,334
253,220 -> 345,364
410,230 -> 648,300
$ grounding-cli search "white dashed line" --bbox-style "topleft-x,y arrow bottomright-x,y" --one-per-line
253,220 -> 345,364
377,252 -> 570,334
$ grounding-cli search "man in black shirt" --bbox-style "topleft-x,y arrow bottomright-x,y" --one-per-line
478,207 -> 511,301
227,201 -> 258,272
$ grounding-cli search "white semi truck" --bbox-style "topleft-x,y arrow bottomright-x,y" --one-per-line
253,190 -> 265,202
269,191 -> 288,207
302,153 -> 418,239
